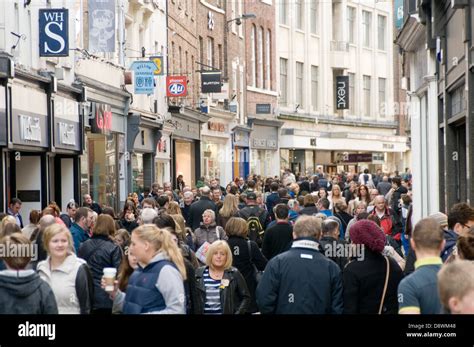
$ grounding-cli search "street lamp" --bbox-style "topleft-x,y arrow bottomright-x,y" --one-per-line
226,13 -> 256,30
224,13 -> 256,82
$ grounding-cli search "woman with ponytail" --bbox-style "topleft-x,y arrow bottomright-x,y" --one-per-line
105,225 -> 187,314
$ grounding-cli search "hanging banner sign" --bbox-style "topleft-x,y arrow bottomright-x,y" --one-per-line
39,9 -> 69,57
201,71 -> 222,93
88,0 -> 116,53
130,61 -> 157,94
336,75 -> 349,110
150,56 -> 164,75
166,76 -> 187,97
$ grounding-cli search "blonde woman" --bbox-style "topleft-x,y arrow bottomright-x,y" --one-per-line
37,224 -> 94,314
195,240 -> 250,314
217,194 -> 239,229
107,225 -> 187,314
167,201 -> 183,216
329,184 -> 345,210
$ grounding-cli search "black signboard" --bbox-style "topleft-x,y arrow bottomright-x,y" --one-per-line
17,190 -> 41,202
256,104 -> 271,114
336,75 -> 349,110
201,71 -> 222,93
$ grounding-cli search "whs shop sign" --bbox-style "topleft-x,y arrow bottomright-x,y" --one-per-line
39,9 -> 69,57
166,76 -> 187,97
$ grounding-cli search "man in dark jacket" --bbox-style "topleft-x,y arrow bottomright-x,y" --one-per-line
389,177 -> 408,225
256,215 -> 343,314
188,187 -> 216,231
83,194 -> 102,215
319,217 -> 348,271
262,204 -> 293,260
442,203 -> 474,261
236,192 -> 270,246
266,182 -> 281,220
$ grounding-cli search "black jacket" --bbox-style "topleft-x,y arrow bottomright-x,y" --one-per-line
0,271 -> 58,314
299,205 -> 318,216
256,238 -> 343,314
227,236 -> 267,313
343,249 -> 404,314
195,266 -> 251,314
261,222 -> 293,260
189,197 -> 216,231
119,218 -> 139,234
319,236 -> 349,271
78,235 -> 123,310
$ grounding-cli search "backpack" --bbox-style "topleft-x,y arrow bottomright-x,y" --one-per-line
240,209 -> 265,247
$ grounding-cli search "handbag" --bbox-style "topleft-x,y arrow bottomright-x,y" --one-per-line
378,256 -> 390,314
247,240 -> 263,282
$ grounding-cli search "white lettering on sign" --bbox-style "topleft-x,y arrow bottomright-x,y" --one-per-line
20,115 -> 41,142
337,81 -> 347,109
59,122 -> 76,146
44,21 -> 65,54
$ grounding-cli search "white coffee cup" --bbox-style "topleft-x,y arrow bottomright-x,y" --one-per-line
103,267 -> 117,292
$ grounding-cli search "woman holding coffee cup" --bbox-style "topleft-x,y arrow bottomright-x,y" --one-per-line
105,225 -> 187,314
79,214 -> 122,314
37,224 -> 94,314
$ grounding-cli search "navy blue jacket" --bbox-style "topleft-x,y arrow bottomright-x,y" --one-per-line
123,259 -> 176,314
256,238 -> 343,314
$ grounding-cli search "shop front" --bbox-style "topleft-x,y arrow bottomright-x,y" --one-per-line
249,118 -> 282,178
169,107 -> 210,188
280,129 -> 408,176
232,126 -> 252,180
81,99 -> 128,213
201,120 -> 232,185
0,81 -> 7,209
5,76 -> 50,216
127,112 -> 163,195
155,129 -> 171,186
51,92 -> 83,211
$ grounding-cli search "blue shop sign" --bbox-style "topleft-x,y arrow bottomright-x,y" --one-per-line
39,9 -> 69,57
130,61 -> 157,95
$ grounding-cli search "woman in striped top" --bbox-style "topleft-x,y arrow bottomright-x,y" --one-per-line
195,240 -> 250,314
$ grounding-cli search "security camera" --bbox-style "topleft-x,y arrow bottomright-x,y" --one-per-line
469,64 -> 474,74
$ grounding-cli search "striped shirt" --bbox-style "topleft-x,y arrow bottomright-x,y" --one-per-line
203,268 -> 222,315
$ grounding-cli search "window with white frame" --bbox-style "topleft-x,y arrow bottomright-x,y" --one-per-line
207,37 -> 214,68
295,0 -> 303,30
266,30 -> 271,89
280,58 -> 288,105
296,62 -> 304,107
347,7 -> 355,44
280,0 -> 288,25
362,11 -> 371,48
310,0 -> 318,34
349,73 -> 355,115
378,77 -> 386,117
363,75 -> 371,117
251,25 -> 256,87
311,66 -> 319,111
258,27 -> 263,88
378,15 -> 386,50
232,0 -> 237,33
